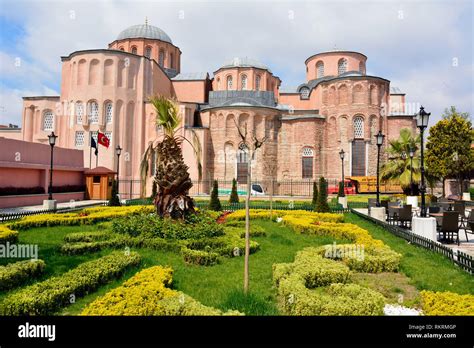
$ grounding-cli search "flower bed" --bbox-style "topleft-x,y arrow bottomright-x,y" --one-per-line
227,209 -> 344,223
7,206 -> 154,230
0,259 -> 46,291
421,290 -> 474,316
0,251 -> 141,315
81,266 -> 242,316
273,247 -> 385,315
0,225 -> 18,244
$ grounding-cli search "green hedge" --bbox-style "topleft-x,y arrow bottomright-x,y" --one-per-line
181,247 -> 221,266
273,248 -> 351,288
0,226 -> 19,244
315,244 -> 401,273
0,251 -> 141,315
0,259 -> 46,291
273,247 -> 386,316
63,231 -> 112,243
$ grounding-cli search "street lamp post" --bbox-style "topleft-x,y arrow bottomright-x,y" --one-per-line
416,106 -> 430,217
339,149 -> 345,197
115,145 -> 122,198
47,132 -> 57,201
375,130 -> 385,207
409,147 -> 415,196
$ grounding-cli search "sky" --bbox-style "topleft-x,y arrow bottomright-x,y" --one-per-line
0,0 -> 472,128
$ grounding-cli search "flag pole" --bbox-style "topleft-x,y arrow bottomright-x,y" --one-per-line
89,134 -> 92,169
96,137 -> 99,168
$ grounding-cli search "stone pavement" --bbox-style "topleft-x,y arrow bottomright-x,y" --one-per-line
0,200 -> 106,215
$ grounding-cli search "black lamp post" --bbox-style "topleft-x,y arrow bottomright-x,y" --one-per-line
47,132 -> 58,201
339,149 -> 345,197
115,144 -> 122,186
416,106 -> 430,217
409,147 -> 415,196
375,130 -> 385,207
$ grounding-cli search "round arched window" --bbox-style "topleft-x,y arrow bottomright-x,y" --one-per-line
338,58 -> 348,75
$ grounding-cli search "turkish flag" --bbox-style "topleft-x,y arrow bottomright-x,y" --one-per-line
97,132 -> 110,148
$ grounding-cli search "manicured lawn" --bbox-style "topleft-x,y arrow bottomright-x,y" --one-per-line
1,220 -> 347,315
345,213 -> 474,294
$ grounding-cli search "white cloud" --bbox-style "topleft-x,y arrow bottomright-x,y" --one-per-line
0,0 -> 472,125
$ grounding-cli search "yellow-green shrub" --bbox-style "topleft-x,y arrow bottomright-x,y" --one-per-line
0,225 -> 18,243
315,244 -> 401,273
282,216 -> 385,250
81,266 -> 242,316
421,291 -> 474,316
0,259 -> 46,291
227,209 -> 344,223
8,206 -> 153,230
273,248 -> 351,288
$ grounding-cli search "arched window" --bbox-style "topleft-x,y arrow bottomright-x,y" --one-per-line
42,110 -> 54,130
158,50 -> 165,66
241,74 -> 247,90
119,47 -> 124,51
255,75 -> 261,91
75,102 -> 84,124
359,62 -> 364,73
316,61 -> 324,78
170,53 -> 174,69
353,116 -> 364,138
227,75 -> 233,90
131,46 -> 137,54
216,77 -> 221,90
338,58 -> 347,75
88,101 -> 99,124
302,147 -> 314,179
105,102 -> 113,124
145,46 -> 152,59
300,87 -> 310,99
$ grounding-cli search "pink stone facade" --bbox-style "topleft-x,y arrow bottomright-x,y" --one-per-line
0,23 -> 416,197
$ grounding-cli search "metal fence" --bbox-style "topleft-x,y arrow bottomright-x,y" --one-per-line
351,209 -> 474,275
124,197 -> 368,214
0,202 -> 108,223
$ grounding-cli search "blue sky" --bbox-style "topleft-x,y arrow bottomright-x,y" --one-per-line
0,0 -> 472,128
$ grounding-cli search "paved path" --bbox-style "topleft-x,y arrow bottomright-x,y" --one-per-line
0,200 -> 106,215
352,208 -> 474,257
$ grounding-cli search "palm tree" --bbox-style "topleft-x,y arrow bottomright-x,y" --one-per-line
139,95 -> 201,219
381,128 -> 421,194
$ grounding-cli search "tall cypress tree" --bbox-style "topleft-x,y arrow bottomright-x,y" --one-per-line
229,178 -> 239,203
209,180 -> 222,211
312,181 -> 319,207
316,177 -> 330,212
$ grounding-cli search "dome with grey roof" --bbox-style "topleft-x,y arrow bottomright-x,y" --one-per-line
117,24 -> 172,44
220,57 -> 271,72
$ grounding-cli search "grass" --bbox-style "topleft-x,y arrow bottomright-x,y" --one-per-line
345,213 -> 474,294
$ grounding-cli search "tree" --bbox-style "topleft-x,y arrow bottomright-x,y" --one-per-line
442,106 -> 470,121
234,118 -> 267,294
108,179 -> 121,206
337,181 -> 344,198
426,109 -> 474,196
316,177 -> 330,212
312,181 -> 319,207
263,156 -> 277,220
229,178 -> 239,203
209,180 -> 222,211
139,96 -> 202,219
380,128 -> 421,194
